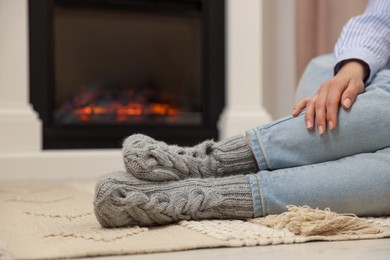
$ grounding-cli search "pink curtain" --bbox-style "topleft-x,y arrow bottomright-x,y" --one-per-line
296,0 -> 368,80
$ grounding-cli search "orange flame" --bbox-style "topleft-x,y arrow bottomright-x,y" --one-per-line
73,102 -> 178,122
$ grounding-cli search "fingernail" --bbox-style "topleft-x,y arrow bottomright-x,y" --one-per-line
318,125 -> 324,135
306,120 -> 313,129
328,120 -> 334,130
292,109 -> 297,116
343,98 -> 351,108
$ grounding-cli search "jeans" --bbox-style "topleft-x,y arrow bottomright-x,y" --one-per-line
246,54 -> 390,217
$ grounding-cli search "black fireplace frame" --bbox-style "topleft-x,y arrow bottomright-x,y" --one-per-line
29,0 -> 225,149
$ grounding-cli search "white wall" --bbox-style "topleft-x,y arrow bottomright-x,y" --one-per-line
220,0 -> 297,137
219,0 -> 273,139
263,0 -> 296,120
0,0 -> 41,151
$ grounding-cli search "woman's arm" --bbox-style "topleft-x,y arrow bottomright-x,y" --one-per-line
293,0 -> 390,134
335,0 -> 390,83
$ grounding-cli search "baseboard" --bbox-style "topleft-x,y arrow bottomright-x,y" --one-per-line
0,149 -> 123,181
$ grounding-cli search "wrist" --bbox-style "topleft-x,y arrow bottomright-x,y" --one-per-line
337,59 -> 369,82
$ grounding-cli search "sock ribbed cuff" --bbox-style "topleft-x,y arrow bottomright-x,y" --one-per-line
212,135 -> 259,176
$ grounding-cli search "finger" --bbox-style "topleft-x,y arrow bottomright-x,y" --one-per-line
341,79 -> 364,109
304,96 -> 317,131
292,98 -> 309,116
315,85 -> 328,135
325,84 -> 344,130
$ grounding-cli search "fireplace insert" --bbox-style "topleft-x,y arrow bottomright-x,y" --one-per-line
29,0 -> 225,149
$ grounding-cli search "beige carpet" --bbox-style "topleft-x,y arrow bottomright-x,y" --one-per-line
0,181 -> 389,260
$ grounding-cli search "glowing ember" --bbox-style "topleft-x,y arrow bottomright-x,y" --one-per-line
55,84 -> 180,124
72,102 -> 178,122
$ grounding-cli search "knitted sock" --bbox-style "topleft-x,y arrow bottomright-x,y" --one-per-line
122,134 -> 258,181
94,171 -> 254,228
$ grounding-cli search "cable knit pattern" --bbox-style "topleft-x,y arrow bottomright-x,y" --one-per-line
94,171 -> 254,228
122,134 -> 258,181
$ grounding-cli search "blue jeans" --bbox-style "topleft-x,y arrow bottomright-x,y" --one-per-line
246,54 -> 390,217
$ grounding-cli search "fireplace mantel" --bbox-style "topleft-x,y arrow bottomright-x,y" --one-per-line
0,0 -> 273,180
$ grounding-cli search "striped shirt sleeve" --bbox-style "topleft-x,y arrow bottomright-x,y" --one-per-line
334,0 -> 390,83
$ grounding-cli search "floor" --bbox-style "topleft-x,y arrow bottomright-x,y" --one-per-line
84,238 -> 390,260
70,181 -> 389,260
2,181 -> 388,260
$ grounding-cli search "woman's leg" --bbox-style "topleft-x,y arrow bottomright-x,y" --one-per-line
94,147 -> 390,227
247,147 -> 390,217
247,71 -> 390,171
245,57 -> 390,217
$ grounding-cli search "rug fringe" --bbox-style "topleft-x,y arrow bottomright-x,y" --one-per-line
250,205 -> 383,236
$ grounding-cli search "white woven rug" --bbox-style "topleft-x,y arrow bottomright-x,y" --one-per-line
0,181 -> 389,260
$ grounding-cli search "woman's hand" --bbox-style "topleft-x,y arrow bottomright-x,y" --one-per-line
292,60 -> 367,134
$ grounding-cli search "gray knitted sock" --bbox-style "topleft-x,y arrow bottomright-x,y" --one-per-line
122,134 -> 257,181
94,171 -> 254,228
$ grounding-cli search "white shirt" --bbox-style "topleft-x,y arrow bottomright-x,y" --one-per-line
334,0 -> 390,82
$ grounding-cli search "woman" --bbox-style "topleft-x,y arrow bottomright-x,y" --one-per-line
94,0 -> 390,228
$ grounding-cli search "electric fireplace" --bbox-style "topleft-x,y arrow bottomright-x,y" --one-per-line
29,0 -> 225,149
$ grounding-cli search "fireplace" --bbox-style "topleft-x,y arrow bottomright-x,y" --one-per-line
29,0 -> 225,149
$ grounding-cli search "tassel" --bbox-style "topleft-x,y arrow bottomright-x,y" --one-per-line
250,205 -> 383,236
